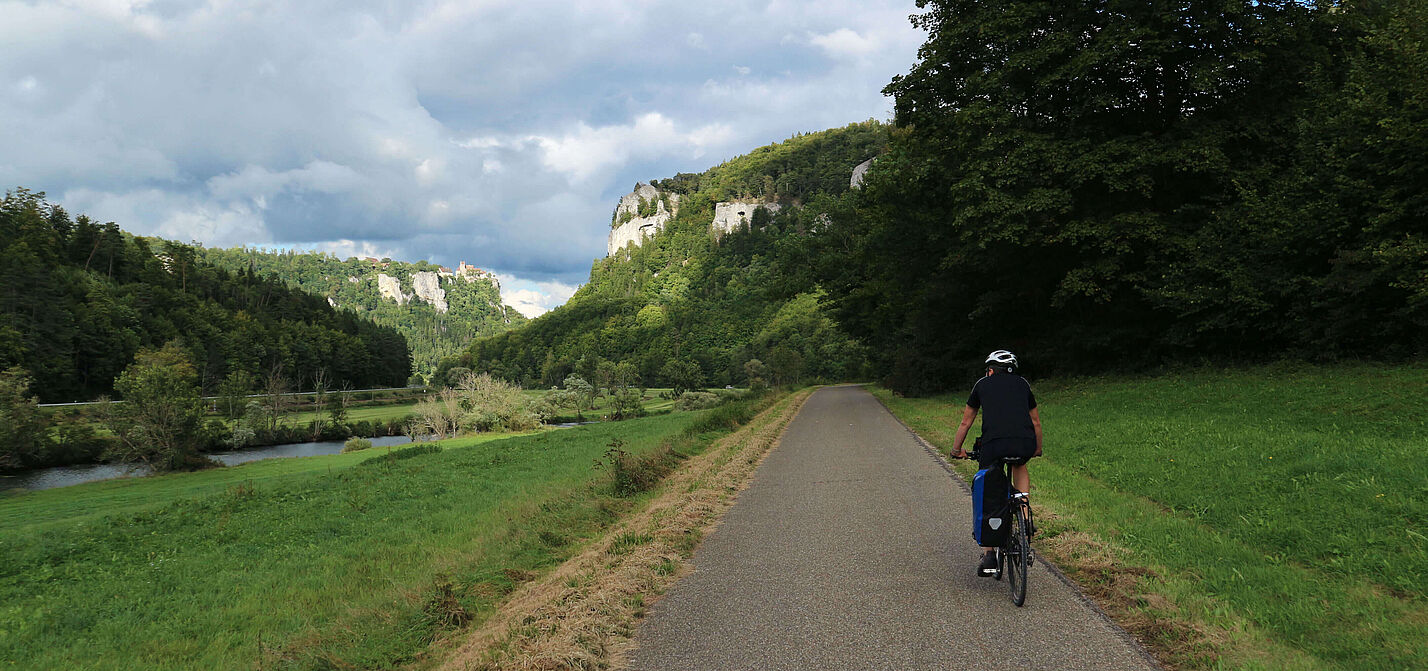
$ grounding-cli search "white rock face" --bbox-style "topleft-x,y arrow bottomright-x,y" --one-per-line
411,271 -> 448,313
710,201 -> 781,238
607,183 -> 680,256
376,273 -> 407,305
851,157 -> 876,188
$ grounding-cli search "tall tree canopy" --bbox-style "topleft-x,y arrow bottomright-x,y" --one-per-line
813,0 -> 1425,393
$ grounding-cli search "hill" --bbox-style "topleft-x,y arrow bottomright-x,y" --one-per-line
196,248 -> 525,384
0,189 -> 411,403
450,121 -> 888,389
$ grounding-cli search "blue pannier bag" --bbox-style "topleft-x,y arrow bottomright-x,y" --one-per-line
972,465 -> 1011,546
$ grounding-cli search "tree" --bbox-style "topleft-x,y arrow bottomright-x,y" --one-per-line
328,382 -> 353,430
262,362 -> 290,433
0,366 -> 46,471
660,359 -> 703,396
814,0 -> 1338,392
310,368 -> 330,438
562,374 -> 596,417
595,359 -> 619,395
216,369 -> 255,420
768,347 -> 803,387
743,358 -> 768,390
103,343 -> 209,471
613,361 -> 641,391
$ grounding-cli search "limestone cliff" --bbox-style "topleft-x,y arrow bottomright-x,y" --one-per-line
710,201 -> 782,238
850,157 -> 875,188
411,271 -> 447,313
376,273 -> 407,305
608,183 -> 680,256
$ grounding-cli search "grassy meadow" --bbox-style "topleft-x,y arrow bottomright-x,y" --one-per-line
0,403 -> 758,670
874,363 -> 1426,670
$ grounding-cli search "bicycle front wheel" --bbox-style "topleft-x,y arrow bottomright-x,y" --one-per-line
1007,504 -> 1029,607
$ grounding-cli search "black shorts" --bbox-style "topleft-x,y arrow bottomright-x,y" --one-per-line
977,437 -> 1037,468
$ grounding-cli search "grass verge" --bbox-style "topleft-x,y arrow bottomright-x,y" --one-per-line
872,363 -> 1426,670
0,409 -> 753,670
424,388 -> 813,670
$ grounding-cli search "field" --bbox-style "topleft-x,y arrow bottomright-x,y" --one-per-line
0,407 -> 749,670
873,363 -> 1426,670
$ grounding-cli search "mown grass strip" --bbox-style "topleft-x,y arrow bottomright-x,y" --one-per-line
872,362 -> 1427,671
427,389 -> 811,670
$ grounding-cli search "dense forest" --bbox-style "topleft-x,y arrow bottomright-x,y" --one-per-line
451,121 -> 888,389
197,248 -> 525,384
808,0 -> 1427,392
0,189 -> 411,403
461,0 -> 1424,395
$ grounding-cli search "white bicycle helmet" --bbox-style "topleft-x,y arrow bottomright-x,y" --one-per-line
985,350 -> 1018,370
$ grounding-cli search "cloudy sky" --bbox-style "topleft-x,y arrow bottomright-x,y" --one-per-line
2,0 -> 925,316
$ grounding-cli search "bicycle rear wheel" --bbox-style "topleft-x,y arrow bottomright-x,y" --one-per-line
1006,504 -> 1029,606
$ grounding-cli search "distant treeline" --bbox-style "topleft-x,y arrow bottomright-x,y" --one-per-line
0,189 -> 411,403
809,0 -> 1427,392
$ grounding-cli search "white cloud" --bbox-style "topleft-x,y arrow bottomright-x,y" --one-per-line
496,274 -> 581,318
533,113 -> 733,182
4,0 -> 924,296
809,28 -> 879,60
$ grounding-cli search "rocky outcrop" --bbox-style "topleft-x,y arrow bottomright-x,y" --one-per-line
376,273 -> 407,305
608,183 -> 680,256
710,201 -> 781,238
412,271 -> 447,313
850,157 -> 875,189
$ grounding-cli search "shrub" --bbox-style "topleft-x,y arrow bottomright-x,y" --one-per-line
359,443 -> 440,466
595,438 -> 680,497
342,437 -> 374,453
610,388 -> 645,420
455,372 -> 541,432
677,391 -> 721,410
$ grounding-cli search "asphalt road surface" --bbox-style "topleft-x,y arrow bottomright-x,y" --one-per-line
626,385 -> 1159,671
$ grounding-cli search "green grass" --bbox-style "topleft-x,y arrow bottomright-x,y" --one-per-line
0,412 -> 721,670
282,399 -> 422,426
0,432 -> 525,532
873,362 -> 1426,670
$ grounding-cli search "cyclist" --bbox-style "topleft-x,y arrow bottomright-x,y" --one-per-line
951,350 -> 1043,576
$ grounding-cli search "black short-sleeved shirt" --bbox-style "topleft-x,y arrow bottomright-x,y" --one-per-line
967,372 -> 1037,441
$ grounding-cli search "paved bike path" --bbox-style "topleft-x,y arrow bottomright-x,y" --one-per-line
626,385 -> 1158,670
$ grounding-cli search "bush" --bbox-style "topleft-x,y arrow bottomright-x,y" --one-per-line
687,390 -> 773,435
455,372 -> 541,433
595,438 -> 681,497
677,391 -> 721,410
342,437 -> 374,453
359,443 -> 440,466
610,388 -> 645,420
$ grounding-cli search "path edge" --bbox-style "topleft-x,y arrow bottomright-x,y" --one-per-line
868,386 -> 1164,671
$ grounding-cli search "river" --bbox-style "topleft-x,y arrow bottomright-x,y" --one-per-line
0,435 -> 412,492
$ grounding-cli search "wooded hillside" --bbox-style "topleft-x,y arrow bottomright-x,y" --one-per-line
197,248 -> 525,385
453,122 -> 888,389
0,189 -> 411,402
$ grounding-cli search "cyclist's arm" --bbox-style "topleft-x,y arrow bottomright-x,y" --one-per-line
1030,407 -> 1043,456
952,405 -> 977,457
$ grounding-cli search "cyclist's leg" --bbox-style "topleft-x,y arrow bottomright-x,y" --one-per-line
1010,463 -> 1030,495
